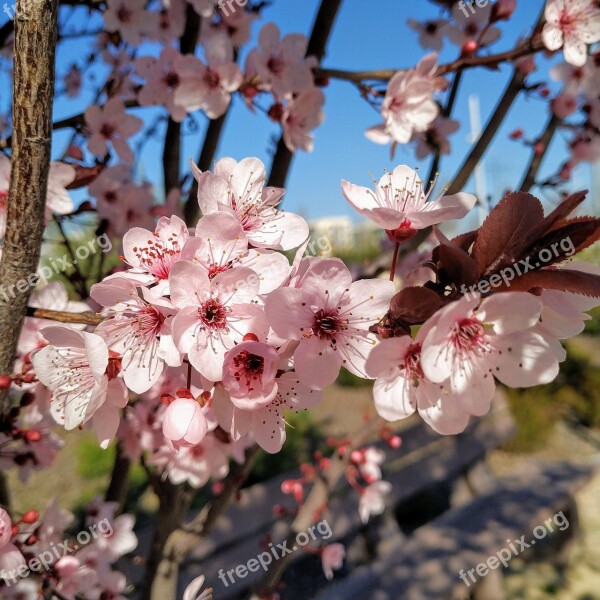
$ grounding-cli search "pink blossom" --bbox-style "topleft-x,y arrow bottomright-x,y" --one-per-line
245,23 -> 314,99
543,0 -> 600,66
136,46 -> 188,122
420,293 -> 560,417
321,544 -> 345,581
91,278 -> 181,393
183,212 -> 291,294
91,377 -> 129,449
169,261 -> 268,381
365,334 -> 468,435
447,3 -> 501,47
151,432 -> 229,487
222,339 -> 279,409
119,215 -> 189,295
358,481 -> 392,524
194,157 -> 309,250
213,372 -> 322,453
103,0 -> 155,46
366,54 -> 444,148
173,36 -> 243,119
551,91 -> 578,118
148,0 -> 186,44
265,258 -> 395,389
200,4 -> 256,47
162,397 -> 208,450
85,97 -> 143,163
353,446 -> 385,483
189,0 -> 218,18
0,508 -> 25,572
407,19 -> 448,51
31,327 -> 118,430
281,88 -> 325,153
413,116 -> 460,159
569,131 -> 600,164
341,164 -> 476,240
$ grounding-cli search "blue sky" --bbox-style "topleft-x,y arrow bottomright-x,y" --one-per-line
1,0 -> 597,224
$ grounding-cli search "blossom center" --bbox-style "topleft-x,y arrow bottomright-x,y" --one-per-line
451,318 -> 486,352
231,350 -> 264,389
198,298 -> 227,329
267,56 -> 285,75
403,343 -> 424,380
131,234 -> 182,280
204,69 -> 221,89
312,309 -> 342,340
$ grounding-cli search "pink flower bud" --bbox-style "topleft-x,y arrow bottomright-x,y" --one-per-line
162,398 -> 208,450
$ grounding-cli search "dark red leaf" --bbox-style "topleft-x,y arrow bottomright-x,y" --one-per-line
433,243 -> 479,287
493,268 -> 600,297
389,286 -> 446,324
472,191 -> 545,276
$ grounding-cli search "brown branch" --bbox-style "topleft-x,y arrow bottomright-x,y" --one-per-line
447,68 -> 525,195
519,113 -> 560,193
104,441 -> 132,512
25,307 -> 104,326
148,445 -> 260,600
0,0 -> 59,411
267,0 -> 343,188
254,417 -> 384,596
314,36 -> 545,84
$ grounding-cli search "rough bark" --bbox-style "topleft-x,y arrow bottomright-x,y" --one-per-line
0,0 -> 59,411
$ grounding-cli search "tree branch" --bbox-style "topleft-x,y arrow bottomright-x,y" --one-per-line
0,0 -> 59,410
519,113 -> 560,193
25,307 -> 104,326
149,445 -> 260,600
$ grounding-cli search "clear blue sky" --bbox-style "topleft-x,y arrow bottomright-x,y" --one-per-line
1,0 -> 596,223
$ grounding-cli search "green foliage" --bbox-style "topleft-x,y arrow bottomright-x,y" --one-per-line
335,368 -> 373,388
77,438 -> 116,479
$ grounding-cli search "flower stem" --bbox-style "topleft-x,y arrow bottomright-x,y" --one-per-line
389,242 -> 400,282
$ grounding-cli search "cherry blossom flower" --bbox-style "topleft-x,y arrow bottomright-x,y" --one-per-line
420,293 -> 560,417
542,0 -> 600,66
148,0 -> 186,44
551,91 -> 578,118
413,115 -> 460,159
91,278 -> 181,394
265,258 -> 395,389
151,432 -> 229,486
31,327 -> 125,431
245,23 -> 314,99
189,0 -> 218,18
352,446 -> 386,483
119,215 -> 189,295
88,164 -> 133,221
162,396 -> 208,450
200,4 -> 257,48
366,54 -> 443,148
341,164 -> 476,241
222,339 -> 279,409
182,212 -> 291,294
447,3 -> 501,47
184,575 -> 213,600
407,19 -> 448,51
281,88 -> 325,152
213,372 -> 322,453
85,97 -> 143,163
169,261 -> 268,381
136,46 -> 188,122
321,544 -> 345,581
103,0 -> 155,46
358,480 -> 392,524
174,35 -> 243,119
365,333 -> 468,435
194,157 -> 309,250
0,508 -> 25,572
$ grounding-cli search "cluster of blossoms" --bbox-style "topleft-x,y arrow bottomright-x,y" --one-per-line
0,499 -> 137,598
80,0 -> 325,169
